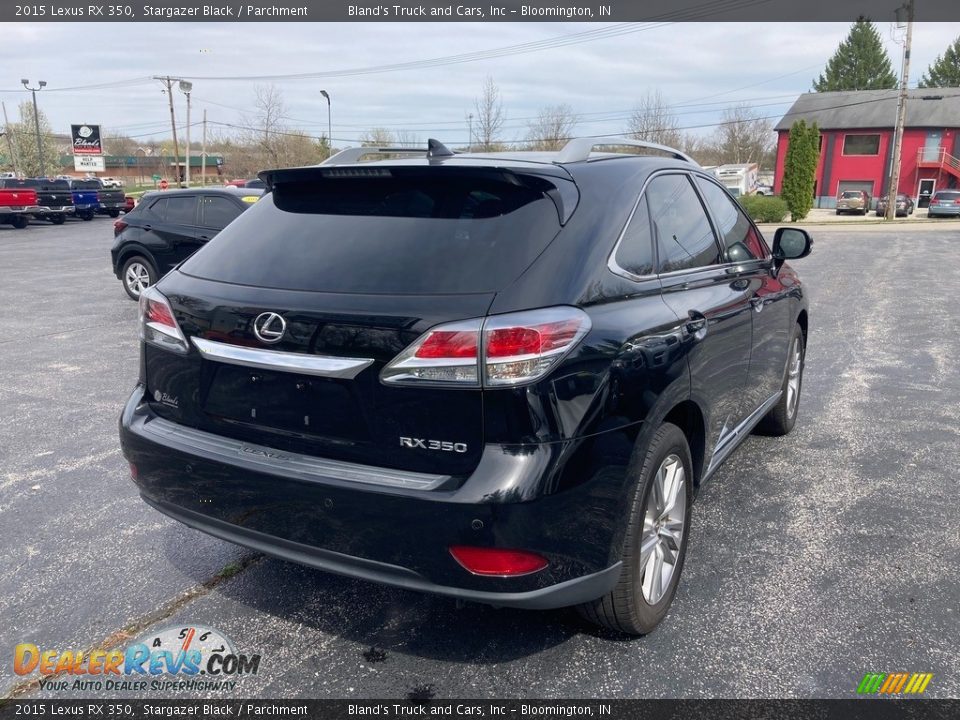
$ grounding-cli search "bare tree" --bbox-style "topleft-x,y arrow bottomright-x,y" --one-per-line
241,84 -> 288,168
474,76 -> 505,151
359,127 -> 395,146
626,90 -> 682,148
393,129 -> 421,147
712,103 -> 775,167
526,104 -> 577,151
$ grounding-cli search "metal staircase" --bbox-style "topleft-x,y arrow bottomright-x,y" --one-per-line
917,148 -> 960,181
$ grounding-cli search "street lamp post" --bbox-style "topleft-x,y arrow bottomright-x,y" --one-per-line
21,79 -> 47,176
320,90 -> 332,158
179,81 -> 193,187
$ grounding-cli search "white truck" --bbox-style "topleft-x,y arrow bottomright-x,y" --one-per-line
714,163 -> 759,198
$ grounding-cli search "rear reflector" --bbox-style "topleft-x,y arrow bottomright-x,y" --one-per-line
128,462 -> 138,480
449,546 -> 549,576
381,307 -> 590,388
139,287 -> 188,354
113,219 -> 128,234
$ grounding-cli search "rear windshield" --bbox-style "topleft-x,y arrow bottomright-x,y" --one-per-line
934,191 -> 960,200
840,191 -> 864,199
180,172 -> 563,294
39,180 -> 70,191
71,180 -> 101,190
2,179 -> 38,189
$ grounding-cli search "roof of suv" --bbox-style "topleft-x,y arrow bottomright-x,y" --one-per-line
141,187 -> 265,199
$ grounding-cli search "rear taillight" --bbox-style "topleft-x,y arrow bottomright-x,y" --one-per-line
138,287 -> 188,354
113,219 -> 127,234
449,546 -> 549,576
380,307 -> 590,388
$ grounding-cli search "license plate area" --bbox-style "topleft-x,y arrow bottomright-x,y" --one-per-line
203,364 -> 369,440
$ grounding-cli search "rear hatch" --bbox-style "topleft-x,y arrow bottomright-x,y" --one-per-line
145,164 -> 573,476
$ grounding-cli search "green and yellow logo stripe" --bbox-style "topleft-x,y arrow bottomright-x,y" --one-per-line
857,672 -> 933,695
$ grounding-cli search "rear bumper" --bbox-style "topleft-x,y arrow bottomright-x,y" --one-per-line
928,207 -> 960,216
34,206 -> 75,215
119,385 -> 629,609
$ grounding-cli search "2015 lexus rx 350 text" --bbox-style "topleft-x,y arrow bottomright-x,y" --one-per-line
120,138 -> 812,634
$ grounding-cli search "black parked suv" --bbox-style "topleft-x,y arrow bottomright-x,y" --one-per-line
110,187 -> 263,300
120,139 -> 812,634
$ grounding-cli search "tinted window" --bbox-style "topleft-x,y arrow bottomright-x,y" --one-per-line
1,179 -> 38,189
180,172 -> 562,295
38,180 -> 70,192
843,134 -> 880,155
646,174 -> 721,273
150,196 -> 196,224
71,180 -> 101,190
840,191 -> 864,199
695,177 -> 767,262
934,191 -> 960,200
614,196 -> 654,277
200,196 -> 242,228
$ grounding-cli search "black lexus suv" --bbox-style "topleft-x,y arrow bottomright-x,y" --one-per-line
120,139 -> 812,634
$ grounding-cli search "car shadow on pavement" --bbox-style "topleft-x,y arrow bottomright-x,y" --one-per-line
160,526 -> 629,665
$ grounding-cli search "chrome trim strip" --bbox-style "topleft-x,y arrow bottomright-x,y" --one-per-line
191,337 -> 374,379
703,390 -> 782,482
137,415 -> 449,491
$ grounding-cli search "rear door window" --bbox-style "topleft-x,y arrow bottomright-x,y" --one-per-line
150,196 -> 197,225
646,174 -> 722,274
199,196 -> 243,229
179,170 -> 564,295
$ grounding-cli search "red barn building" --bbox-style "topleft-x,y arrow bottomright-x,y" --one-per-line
774,89 -> 960,209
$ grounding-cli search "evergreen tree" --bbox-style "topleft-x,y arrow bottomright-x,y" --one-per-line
813,19 -> 898,92
781,120 -> 820,222
12,101 -> 61,177
919,36 -> 960,88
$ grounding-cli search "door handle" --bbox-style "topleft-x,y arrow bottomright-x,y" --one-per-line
143,224 -> 152,231
684,311 -> 708,341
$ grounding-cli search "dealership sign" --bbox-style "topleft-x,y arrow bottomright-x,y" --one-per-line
74,155 -> 105,172
70,124 -> 102,155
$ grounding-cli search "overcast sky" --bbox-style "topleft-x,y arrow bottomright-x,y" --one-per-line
2,21 -> 959,148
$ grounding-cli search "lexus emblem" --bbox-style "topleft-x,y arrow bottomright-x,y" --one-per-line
253,312 -> 286,344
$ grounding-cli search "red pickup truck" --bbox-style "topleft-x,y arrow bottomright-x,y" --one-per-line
0,187 -> 39,229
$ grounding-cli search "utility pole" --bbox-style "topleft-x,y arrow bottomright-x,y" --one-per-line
2,101 -> 21,176
179,81 -> 193,187
21,79 -> 47,176
467,113 -> 473,152
154,76 -> 182,186
201,109 -> 207,187
885,0 -> 913,221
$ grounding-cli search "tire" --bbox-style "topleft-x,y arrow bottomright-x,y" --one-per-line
50,214 -> 66,225
121,255 -> 157,301
11,215 -> 29,229
577,422 -> 693,635
755,324 -> 805,437
108,209 -> 121,218
80,211 -> 94,221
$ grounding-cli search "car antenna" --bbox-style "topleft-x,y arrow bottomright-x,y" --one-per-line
427,138 -> 454,159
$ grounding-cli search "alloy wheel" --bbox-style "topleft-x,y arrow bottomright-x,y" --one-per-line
786,338 -> 802,418
639,454 -> 687,605
125,263 -> 151,297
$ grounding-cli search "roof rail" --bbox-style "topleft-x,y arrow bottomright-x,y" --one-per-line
323,138 -> 455,166
555,138 -> 698,165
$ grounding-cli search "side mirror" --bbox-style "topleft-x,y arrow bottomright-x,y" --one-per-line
772,228 -> 813,266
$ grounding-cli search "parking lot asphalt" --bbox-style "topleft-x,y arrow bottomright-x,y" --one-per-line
1,217 -> 958,700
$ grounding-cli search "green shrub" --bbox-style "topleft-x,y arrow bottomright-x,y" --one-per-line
739,194 -> 789,223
